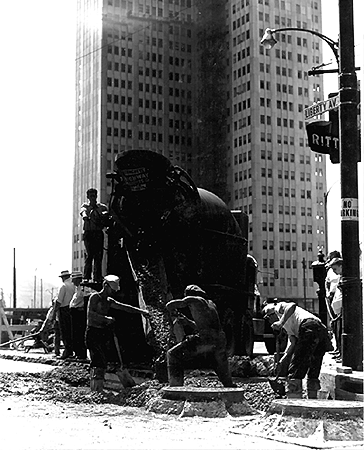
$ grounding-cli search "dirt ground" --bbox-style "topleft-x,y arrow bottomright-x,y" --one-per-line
0,355 -> 362,450
0,357 -> 302,450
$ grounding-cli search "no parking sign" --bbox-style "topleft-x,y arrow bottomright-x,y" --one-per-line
341,198 -> 359,221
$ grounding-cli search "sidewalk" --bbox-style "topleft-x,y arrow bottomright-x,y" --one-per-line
320,351 -> 364,401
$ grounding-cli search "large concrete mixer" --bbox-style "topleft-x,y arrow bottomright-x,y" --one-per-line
104,150 -> 257,368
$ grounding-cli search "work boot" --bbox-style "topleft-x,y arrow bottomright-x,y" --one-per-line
167,364 -> 184,387
307,378 -> 321,399
90,368 -> 105,392
286,378 -> 303,399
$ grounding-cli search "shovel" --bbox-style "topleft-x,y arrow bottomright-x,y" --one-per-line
268,330 -> 286,397
113,332 -> 136,388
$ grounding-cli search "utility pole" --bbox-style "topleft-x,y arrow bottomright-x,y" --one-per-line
40,279 -> 43,308
338,0 -> 363,370
302,258 -> 307,308
13,248 -> 16,309
33,274 -> 37,308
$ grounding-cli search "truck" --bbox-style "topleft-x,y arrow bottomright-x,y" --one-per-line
103,150 -> 282,368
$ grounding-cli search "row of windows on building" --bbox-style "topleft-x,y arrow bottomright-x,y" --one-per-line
234,151 -> 312,165
233,64 -> 250,80
232,13 -> 250,30
263,240 -> 315,252
234,187 -> 316,202
106,0 -> 193,12
259,82 -> 318,106
232,47 -> 250,64
262,278 -> 315,288
232,29 -> 250,46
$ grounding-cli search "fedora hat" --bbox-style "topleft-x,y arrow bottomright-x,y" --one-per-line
327,257 -> 343,268
71,271 -> 83,279
59,270 -> 71,278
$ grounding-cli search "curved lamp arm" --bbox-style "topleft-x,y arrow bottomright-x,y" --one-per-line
260,27 -> 339,65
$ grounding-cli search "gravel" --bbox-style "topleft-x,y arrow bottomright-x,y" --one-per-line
0,358 -> 277,412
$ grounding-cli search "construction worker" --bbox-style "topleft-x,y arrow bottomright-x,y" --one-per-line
166,285 -> 235,388
263,301 -> 333,399
85,275 -> 149,392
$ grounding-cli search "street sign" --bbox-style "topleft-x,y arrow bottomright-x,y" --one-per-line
341,198 -> 359,221
304,95 -> 339,120
305,120 -> 340,163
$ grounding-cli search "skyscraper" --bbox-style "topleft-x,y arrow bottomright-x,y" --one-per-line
73,0 -> 327,309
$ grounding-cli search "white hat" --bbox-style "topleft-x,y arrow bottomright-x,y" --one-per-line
104,275 -> 120,291
71,271 -> 83,279
59,270 -> 71,278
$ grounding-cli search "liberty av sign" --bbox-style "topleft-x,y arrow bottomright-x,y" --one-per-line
304,95 -> 339,120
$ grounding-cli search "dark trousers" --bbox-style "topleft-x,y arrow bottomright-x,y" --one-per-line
167,331 -> 234,387
70,308 -> 87,359
83,230 -> 104,281
54,321 -> 61,355
59,306 -> 73,354
85,326 -> 115,369
288,318 -> 328,380
332,314 -> 342,354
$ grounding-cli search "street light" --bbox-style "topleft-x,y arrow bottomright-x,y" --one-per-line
260,0 -> 362,371
260,27 -> 339,65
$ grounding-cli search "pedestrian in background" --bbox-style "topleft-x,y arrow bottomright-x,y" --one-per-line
70,271 -> 88,360
80,188 -> 108,283
325,250 -> 342,355
263,300 -> 333,399
55,270 -> 75,359
326,257 -> 343,362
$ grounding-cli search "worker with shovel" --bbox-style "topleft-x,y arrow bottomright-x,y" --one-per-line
262,301 -> 333,399
85,275 -> 150,392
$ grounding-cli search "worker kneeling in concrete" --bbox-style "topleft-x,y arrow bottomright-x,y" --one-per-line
166,285 -> 235,388
262,301 -> 333,399
85,275 -> 149,392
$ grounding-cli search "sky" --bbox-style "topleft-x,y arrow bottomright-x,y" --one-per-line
0,0 -> 362,308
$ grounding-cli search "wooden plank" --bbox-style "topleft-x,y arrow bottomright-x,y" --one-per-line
7,325 -> 35,332
0,305 -> 15,341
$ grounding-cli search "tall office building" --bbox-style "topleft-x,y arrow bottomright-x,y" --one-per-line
73,0 -> 327,309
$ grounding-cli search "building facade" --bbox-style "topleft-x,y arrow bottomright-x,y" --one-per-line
73,0 -> 327,310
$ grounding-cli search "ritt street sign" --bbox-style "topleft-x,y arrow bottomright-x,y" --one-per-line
304,95 -> 339,120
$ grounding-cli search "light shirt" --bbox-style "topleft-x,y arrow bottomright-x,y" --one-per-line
70,285 -> 85,309
56,279 -> 75,308
325,268 -> 340,297
80,202 -> 108,231
331,278 -> 342,315
275,302 -> 319,338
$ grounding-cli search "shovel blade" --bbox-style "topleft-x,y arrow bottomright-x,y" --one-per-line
268,378 -> 286,397
116,368 -> 136,388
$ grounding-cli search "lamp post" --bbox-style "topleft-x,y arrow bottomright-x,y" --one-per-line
260,27 -> 339,65
261,0 -> 362,371
324,180 -> 339,254
338,0 -> 362,371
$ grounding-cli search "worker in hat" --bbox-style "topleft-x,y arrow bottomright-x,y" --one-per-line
262,300 -> 333,399
85,275 -> 150,392
80,188 -> 109,283
54,270 -> 75,359
166,285 -> 235,388
326,257 -> 343,362
69,271 -> 88,360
